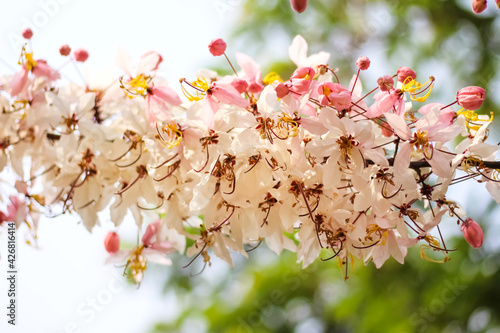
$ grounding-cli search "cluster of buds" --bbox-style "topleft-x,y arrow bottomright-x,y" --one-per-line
0,31 -> 496,284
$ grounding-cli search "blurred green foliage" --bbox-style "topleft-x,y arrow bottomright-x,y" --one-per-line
150,1 -> 500,332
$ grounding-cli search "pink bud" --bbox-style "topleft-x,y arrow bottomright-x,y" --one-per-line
397,67 -> 417,83
355,56 -> 370,71
73,48 -> 89,62
142,221 -> 160,247
22,28 -> 33,40
104,232 -> 120,254
472,0 -> 488,13
208,38 -> 227,56
275,82 -> 290,99
457,86 -> 486,110
461,218 -> 483,248
377,75 -> 394,92
290,0 -> 308,13
496,0 -> 500,9
59,44 -> 71,56
231,78 -> 248,94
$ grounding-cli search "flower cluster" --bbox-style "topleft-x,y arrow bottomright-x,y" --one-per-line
0,31 -> 497,284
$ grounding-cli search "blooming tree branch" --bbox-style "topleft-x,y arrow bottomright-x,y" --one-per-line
0,31 -> 498,284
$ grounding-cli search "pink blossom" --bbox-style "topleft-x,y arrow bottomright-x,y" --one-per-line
145,84 -> 181,126
32,59 -> 61,81
290,66 -> 315,93
366,89 -> 404,117
461,218 -> 483,248
208,38 -> 227,56
142,221 -> 160,247
418,103 -> 455,127
104,232 -> 120,254
472,0 -> 488,13
456,86 -> 486,110
5,196 -> 27,227
355,56 -> 370,70
317,82 -> 352,111
9,68 -> 29,96
289,0 -> 308,13
141,51 -> 163,71
73,48 -> 89,62
377,75 -> 394,92
22,28 -> 33,39
59,44 -> 71,56
397,67 -> 416,83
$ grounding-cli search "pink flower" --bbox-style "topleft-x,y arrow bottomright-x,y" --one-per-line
366,89 -> 404,117
141,51 -> 163,71
457,86 -> 486,110
142,221 -> 160,247
461,218 -> 483,248
32,59 -> 61,81
290,0 -> 308,13
290,66 -> 315,93
377,75 -> 394,92
397,67 -> 417,83
355,56 -> 370,70
208,38 -> 227,56
73,48 -> 89,62
418,103 -> 455,127
317,82 -> 352,111
104,232 -> 120,254
59,44 -> 71,56
22,28 -> 33,39
146,84 -> 182,126
472,0 -> 488,13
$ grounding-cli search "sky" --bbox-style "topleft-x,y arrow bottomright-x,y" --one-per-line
0,1 -> 240,332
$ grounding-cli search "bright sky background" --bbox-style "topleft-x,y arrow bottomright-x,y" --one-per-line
0,1 -> 240,332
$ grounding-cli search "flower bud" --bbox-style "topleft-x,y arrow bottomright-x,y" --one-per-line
22,28 -> 33,39
59,44 -> 71,56
290,0 -> 308,13
472,0 -> 488,13
397,67 -> 417,83
355,56 -> 370,70
104,232 -> 120,254
208,38 -> 227,56
461,218 -> 483,248
73,48 -> 89,62
275,82 -> 290,99
456,86 -> 486,110
231,78 -> 248,94
377,75 -> 394,92
496,0 -> 500,9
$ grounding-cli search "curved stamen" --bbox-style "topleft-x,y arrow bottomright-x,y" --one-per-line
152,153 -> 179,169
223,175 -> 236,195
209,205 -> 236,232
153,160 -> 180,181
183,242 -> 207,269
193,146 -> 210,173
136,198 -> 164,211
245,240 -> 263,252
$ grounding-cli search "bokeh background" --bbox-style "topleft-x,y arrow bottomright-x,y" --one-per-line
1,0 -> 500,332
